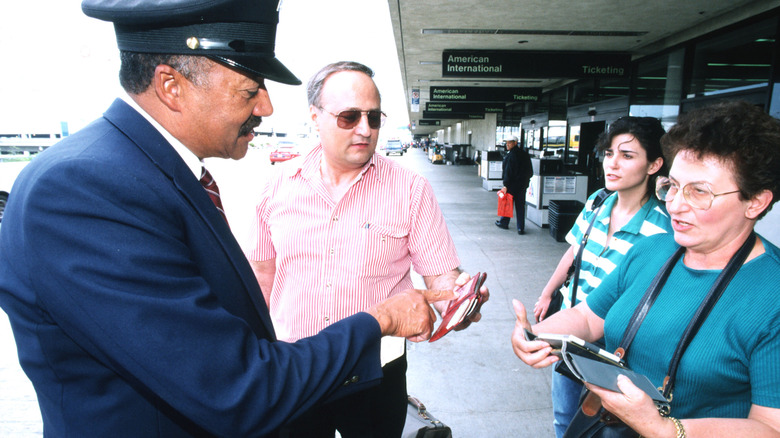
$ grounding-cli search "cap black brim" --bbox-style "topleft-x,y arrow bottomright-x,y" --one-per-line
209,54 -> 301,86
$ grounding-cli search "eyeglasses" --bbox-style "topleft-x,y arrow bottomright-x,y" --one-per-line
318,107 -> 386,130
655,176 -> 740,210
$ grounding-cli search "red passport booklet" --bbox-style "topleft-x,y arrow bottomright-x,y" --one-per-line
429,272 -> 486,342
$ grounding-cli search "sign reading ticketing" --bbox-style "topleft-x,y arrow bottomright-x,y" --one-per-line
429,86 -> 540,102
423,111 -> 485,120
426,102 -> 505,113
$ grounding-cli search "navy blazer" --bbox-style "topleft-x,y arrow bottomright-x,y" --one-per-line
0,99 -> 383,437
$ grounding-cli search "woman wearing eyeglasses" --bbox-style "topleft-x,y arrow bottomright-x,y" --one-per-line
513,100 -> 780,436
534,116 -> 673,438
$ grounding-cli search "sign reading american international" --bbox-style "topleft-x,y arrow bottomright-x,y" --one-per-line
442,50 -> 630,79
426,102 -> 505,113
429,86 -> 540,102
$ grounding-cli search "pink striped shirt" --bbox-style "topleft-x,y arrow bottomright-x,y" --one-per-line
246,145 -> 460,342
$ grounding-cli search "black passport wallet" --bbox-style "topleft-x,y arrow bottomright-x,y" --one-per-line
563,353 -> 669,409
524,328 -> 669,410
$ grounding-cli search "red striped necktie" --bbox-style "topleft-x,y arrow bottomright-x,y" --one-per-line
199,167 -> 228,225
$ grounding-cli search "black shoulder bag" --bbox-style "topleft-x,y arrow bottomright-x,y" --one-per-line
546,189 -> 613,319
563,232 -> 757,438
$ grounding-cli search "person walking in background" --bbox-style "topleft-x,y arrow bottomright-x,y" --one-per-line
495,135 -> 533,234
533,117 -> 672,438
246,61 -> 487,438
0,2 -> 455,436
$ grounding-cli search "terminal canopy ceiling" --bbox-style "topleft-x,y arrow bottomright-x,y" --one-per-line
387,0 -> 778,135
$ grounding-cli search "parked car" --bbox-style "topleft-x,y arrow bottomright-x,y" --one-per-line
384,139 -> 404,156
269,141 -> 301,165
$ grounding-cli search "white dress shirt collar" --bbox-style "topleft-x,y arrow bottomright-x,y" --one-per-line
120,95 -> 203,179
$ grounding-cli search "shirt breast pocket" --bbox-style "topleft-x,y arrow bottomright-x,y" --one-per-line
358,223 -> 409,278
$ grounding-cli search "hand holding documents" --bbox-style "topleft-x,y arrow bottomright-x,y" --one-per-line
429,272 -> 487,342
524,328 -> 669,409
523,329 -> 622,363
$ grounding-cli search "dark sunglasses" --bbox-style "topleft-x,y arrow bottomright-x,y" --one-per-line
429,272 -> 487,342
318,107 -> 387,130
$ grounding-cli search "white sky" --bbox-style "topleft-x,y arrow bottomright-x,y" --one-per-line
0,0 -> 410,136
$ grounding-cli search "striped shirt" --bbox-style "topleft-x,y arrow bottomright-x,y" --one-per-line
246,145 -> 460,341
562,190 -> 672,309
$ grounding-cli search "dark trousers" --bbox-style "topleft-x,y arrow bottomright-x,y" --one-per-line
498,189 -> 527,231
279,354 -> 408,438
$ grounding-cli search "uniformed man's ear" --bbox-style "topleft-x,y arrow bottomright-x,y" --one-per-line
154,64 -> 184,112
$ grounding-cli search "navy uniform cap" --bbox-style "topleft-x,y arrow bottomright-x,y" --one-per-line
81,0 -> 301,85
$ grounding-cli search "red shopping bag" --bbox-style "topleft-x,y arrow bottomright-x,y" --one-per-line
497,191 -> 514,217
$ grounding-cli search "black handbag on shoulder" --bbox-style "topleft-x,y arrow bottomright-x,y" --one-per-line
546,287 -> 565,317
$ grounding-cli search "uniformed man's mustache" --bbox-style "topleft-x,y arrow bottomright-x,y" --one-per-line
239,115 -> 262,137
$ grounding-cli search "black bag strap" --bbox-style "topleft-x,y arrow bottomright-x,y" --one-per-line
569,189 -> 613,307
614,246 -> 685,358
613,232 -> 756,402
662,232 -> 756,399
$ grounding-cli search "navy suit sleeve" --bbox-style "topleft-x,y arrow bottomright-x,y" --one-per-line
1,147 -> 383,436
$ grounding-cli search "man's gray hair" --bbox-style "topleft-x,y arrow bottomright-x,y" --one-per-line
119,52 -> 213,94
307,61 -> 379,107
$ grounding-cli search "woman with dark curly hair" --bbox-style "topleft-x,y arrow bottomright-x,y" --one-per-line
534,116 -> 673,437
514,100 -> 780,436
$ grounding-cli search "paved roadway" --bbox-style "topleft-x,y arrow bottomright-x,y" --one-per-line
0,146 -> 568,436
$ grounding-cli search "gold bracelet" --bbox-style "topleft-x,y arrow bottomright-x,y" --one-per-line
669,417 -> 686,438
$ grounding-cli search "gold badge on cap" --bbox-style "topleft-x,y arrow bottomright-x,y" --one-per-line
186,37 -> 200,50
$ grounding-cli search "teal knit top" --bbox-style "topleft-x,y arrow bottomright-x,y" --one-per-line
588,232 -> 780,419
563,190 -> 673,309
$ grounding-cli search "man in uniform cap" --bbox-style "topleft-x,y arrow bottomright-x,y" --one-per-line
0,1 -> 453,436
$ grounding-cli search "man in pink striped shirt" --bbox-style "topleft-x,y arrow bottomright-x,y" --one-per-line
246,61 -> 486,438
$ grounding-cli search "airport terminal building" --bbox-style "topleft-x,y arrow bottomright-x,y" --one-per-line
389,0 -> 780,242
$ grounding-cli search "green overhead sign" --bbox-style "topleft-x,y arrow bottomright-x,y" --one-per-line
422,111 -> 485,120
442,50 -> 630,79
430,86 -> 540,102
425,102 -> 505,113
